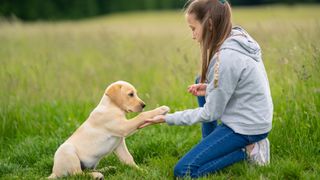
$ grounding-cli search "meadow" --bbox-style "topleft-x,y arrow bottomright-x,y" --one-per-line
0,5 -> 319,179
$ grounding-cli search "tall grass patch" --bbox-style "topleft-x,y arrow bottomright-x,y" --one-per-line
0,6 -> 319,179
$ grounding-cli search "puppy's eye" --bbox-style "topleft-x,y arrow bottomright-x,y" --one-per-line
128,93 -> 134,97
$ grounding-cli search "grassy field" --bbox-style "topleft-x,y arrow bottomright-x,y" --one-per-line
1,5 -> 320,179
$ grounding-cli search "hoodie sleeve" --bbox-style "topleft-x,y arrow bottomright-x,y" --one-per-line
165,50 -> 245,126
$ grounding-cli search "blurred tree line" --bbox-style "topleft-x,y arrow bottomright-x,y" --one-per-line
0,0 -> 319,21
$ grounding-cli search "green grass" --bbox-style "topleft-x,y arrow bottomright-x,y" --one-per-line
1,5 -> 320,179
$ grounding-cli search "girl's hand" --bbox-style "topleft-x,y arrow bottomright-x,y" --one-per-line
139,115 -> 165,129
187,83 -> 207,96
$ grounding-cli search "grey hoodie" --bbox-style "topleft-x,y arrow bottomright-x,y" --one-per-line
165,26 -> 273,135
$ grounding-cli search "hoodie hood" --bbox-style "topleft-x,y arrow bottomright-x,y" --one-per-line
220,26 -> 261,62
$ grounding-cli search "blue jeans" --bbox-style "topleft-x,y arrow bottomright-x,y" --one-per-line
173,78 -> 268,178
195,76 -> 218,139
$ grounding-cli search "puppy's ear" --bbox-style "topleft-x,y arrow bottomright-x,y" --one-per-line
105,84 -> 122,107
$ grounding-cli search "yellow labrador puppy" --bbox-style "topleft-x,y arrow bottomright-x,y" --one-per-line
48,81 -> 169,179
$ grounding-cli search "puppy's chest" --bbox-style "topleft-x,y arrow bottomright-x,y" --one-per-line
92,135 -> 121,156
79,135 -> 121,170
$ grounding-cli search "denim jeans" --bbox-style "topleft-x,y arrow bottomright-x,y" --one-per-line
195,76 -> 218,139
173,78 -> 269,178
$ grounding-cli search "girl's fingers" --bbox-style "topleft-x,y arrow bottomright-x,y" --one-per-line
188,84 -> 198,90
188,85 -> 195,90
188,84 -> 207,96
138,119 -> 162,128
144,119 -> 158,123
139,122 -> 153,129
193,90 -> 197,96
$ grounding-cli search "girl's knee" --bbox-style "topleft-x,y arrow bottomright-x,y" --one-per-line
174,163 -> 199,178
173,164 -> 185,177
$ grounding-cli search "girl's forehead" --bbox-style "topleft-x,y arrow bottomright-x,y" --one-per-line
186,13 -> 196,22
185,13 -> 195,18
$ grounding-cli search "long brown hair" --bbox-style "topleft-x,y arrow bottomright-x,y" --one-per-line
185,0 -> 232,83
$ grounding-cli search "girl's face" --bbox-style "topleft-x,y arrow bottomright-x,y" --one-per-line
186,13 -> 203,43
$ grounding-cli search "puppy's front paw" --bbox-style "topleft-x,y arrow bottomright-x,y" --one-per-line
91,172 -> 104,180
157,106 -> 170,115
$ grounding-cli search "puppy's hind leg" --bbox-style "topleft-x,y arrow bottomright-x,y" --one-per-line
49,143 -> 82,178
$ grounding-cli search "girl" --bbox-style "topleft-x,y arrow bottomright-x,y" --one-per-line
140,0 -> 273,178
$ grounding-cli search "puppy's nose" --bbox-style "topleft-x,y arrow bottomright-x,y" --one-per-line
141,103 -> 146,109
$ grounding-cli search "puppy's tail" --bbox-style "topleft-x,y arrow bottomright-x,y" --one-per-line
47,173 -> 57,179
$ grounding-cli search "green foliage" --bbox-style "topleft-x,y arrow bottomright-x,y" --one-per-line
0,0 -> 186,21
0,5 -> 320,179
0,0 -> 320,21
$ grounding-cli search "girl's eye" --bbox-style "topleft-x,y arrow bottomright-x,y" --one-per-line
128,93 -> 134,97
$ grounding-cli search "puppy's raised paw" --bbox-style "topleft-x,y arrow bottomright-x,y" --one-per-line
158,106 -> 170,115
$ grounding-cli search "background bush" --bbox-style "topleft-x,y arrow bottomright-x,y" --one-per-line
1,0 -> 320,21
